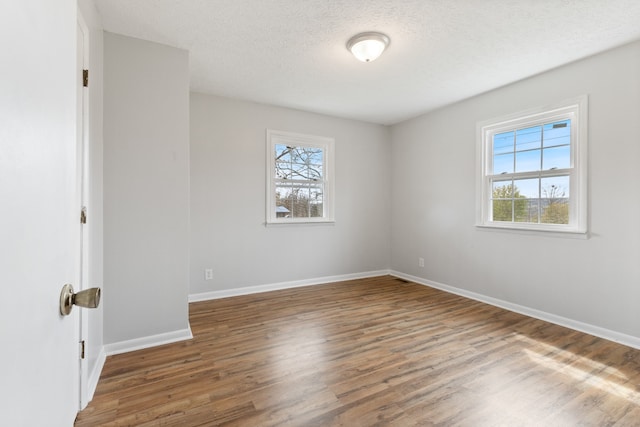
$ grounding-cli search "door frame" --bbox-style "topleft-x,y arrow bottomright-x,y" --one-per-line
77,9 -> 91,410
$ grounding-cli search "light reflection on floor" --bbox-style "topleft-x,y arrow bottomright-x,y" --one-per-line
517,334 -> 640,406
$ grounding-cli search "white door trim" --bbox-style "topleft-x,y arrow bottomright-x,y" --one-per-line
77,9 -> 91,410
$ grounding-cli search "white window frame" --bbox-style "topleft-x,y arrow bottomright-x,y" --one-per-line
266,129 -> 335,225
476,96 -> 588,235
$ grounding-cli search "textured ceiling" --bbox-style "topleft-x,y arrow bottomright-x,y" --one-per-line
94,0 -> 640,125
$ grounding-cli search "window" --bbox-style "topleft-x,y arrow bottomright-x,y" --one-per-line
266,130 -> 335,224
477,96 -> 588,234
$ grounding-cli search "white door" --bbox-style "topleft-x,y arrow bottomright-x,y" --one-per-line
0,1 -> 81,426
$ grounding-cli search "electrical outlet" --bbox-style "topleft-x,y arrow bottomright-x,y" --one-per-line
418,257 -> 425,268
205,269 -> 213,280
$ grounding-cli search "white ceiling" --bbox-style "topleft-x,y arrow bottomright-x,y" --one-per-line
94,0 -> 640,125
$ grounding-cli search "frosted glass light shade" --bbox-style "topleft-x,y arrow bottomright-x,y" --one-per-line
347,32 -> 390,62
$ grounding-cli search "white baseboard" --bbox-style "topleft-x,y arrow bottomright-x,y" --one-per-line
86,347 -> 106,403
104,326 -> 193,356
189,269 -> 391,302
390,270 -> 640,350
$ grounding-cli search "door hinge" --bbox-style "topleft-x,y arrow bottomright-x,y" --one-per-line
80,206 -> 87,224
80,340 -> 86,359
83,69 -> 89,87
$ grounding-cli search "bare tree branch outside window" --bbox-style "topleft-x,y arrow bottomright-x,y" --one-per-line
274,144 -> 324,218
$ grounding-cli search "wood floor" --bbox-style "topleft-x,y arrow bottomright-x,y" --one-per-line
76,276 -> 640,426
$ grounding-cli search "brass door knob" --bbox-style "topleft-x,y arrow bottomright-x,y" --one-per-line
59,284 -> 101,316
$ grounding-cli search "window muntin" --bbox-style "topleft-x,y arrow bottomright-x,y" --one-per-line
477,97 -> 587,234
266,130 -> 334,224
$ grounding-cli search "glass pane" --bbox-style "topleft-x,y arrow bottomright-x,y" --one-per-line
540,176 -> 570,224
515,149 -> 541,173
275,161 -> 291,179
541,176 -> 570,198
275,182 -> 294,197
291,186 -> 310,218
491,179 -> 512,223
306,163 -> 322,180
492,180 -> 513,198
541,198 -> 569,224
275,144 -> 293,178
512,178 -> 539,224
307,148 -> 324,179
275,182 -> 294,218
291,163 -> 308,180
493,153 -> 513,174
309,184 -> 323,217
513,178 -> 539,199
493,131 -> 514,155
543,145 -> 570,170
275,205 -> 291,218
307,148 -> 324,166
275,144 -> 291,161
276,182 -> 325,218
275,145 -> 325,181
516,126 -> 541,152
492,199 -> 512,222
543,119 -> 570,148
515,199 -> 539,223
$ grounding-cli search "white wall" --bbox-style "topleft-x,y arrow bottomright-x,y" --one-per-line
390,41 -> 640,341
190,94 -> 391,295
104,33 -> 190,346
78,0 -> 105,398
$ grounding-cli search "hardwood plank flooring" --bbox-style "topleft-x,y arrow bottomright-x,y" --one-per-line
75,276 -> 640,426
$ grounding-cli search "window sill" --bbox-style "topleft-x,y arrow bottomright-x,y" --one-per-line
475,223 -> 589,239
265,219 -> 336,227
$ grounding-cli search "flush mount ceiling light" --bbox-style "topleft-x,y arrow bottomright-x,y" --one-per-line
346,32 -> 390,62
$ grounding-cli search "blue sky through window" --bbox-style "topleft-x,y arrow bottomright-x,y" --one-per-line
492,119 -> 571,176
